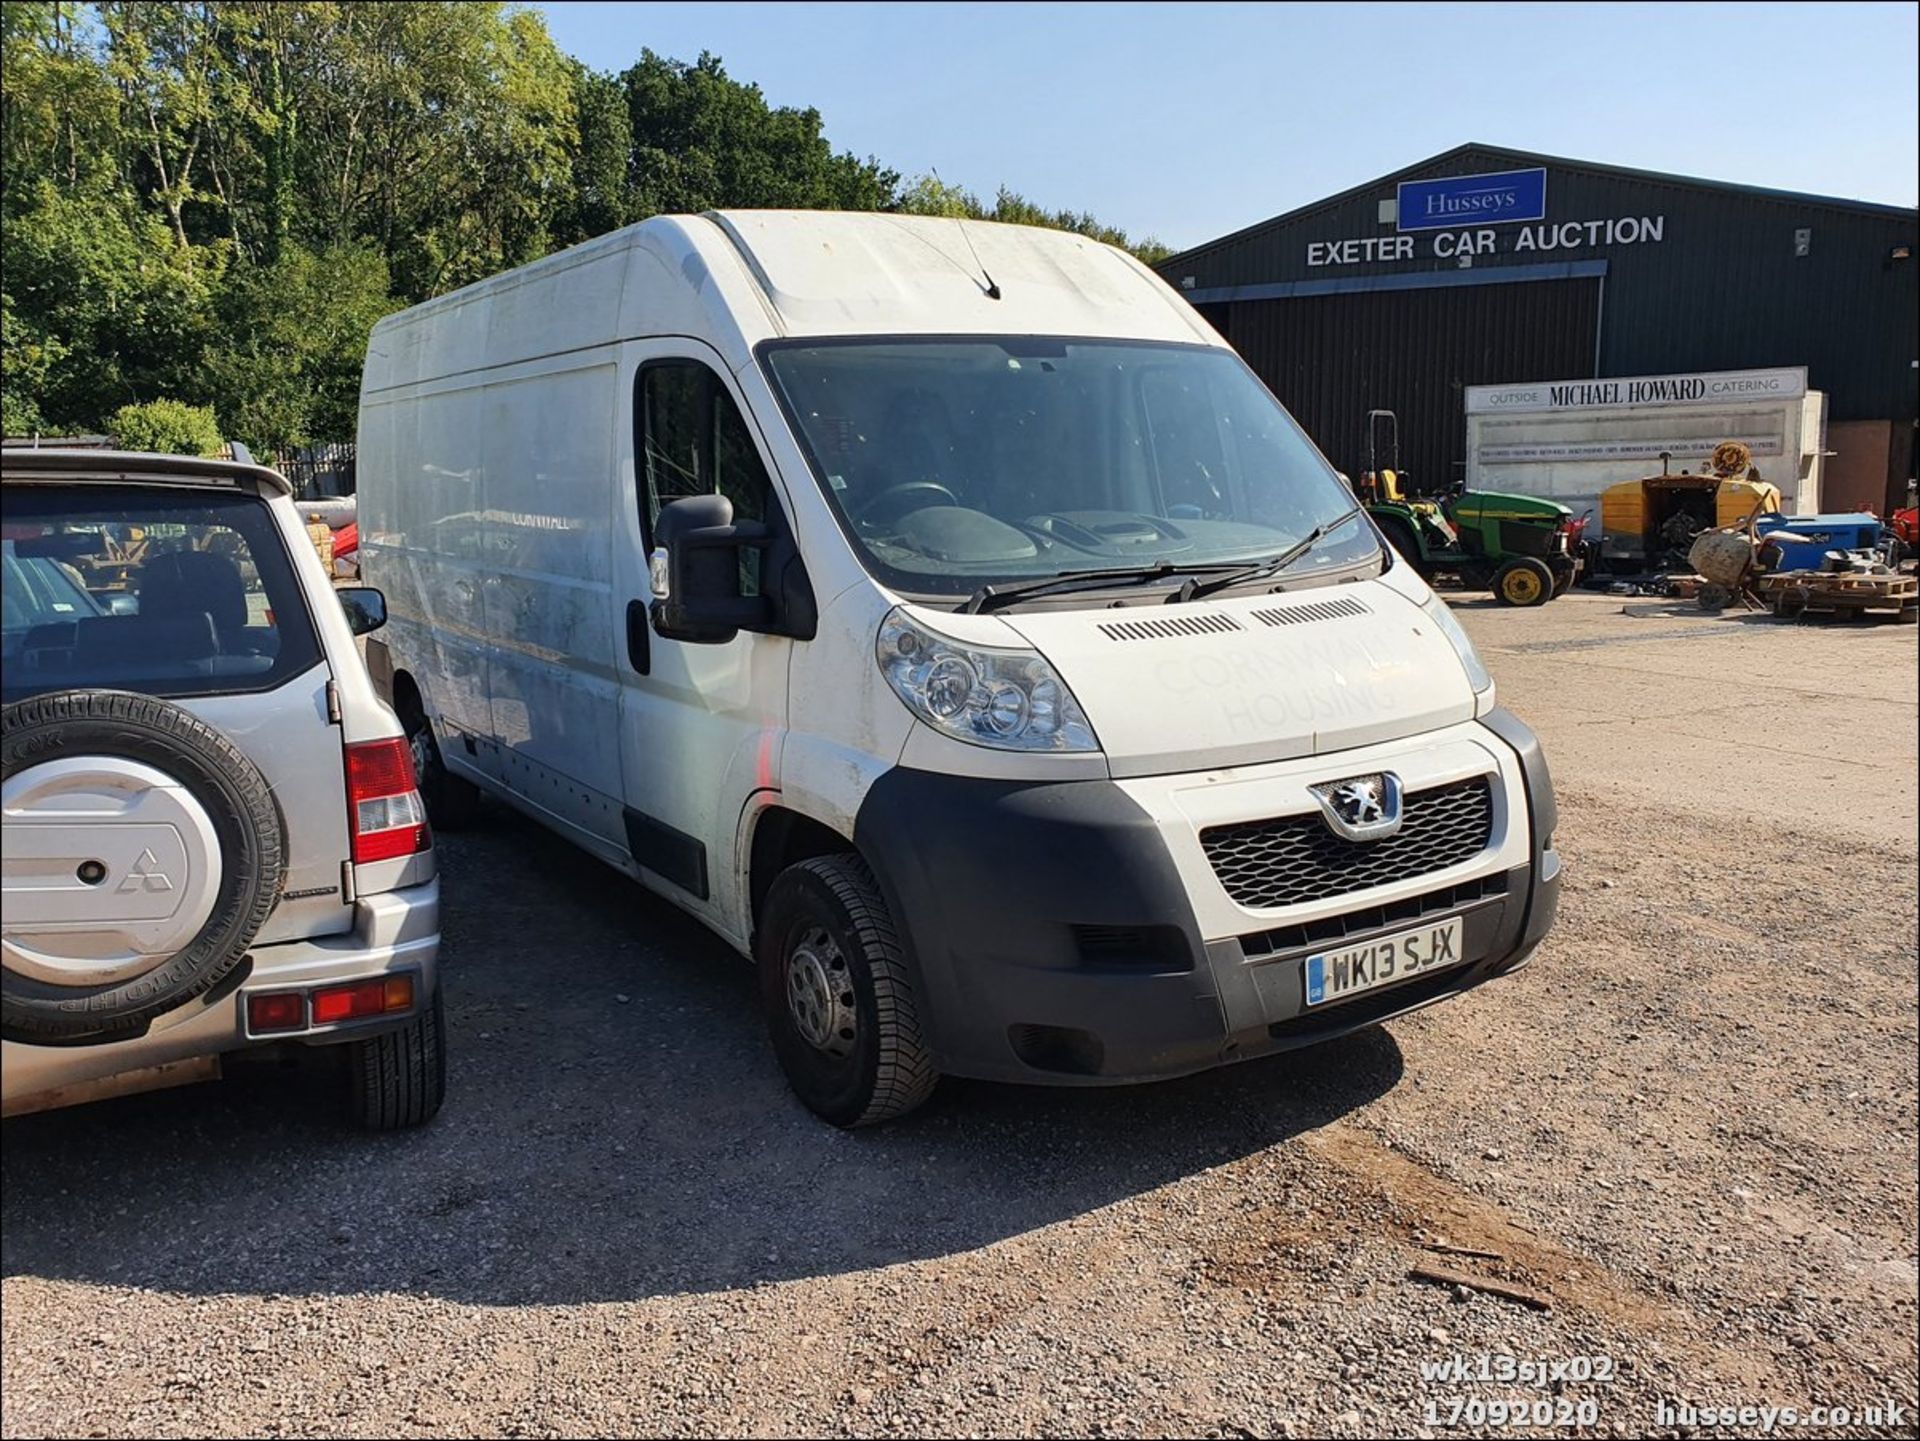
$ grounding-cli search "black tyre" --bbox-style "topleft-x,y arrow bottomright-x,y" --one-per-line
348,986 -> 447,1129
399,684 -> 481,829
2,690 -> 285,1042
1492,556 -> 1555,607
757,855 -> 937,1127
1548,557 -> 1577,599
1697,583 -> 1732,612
1373,514 -> 1428,576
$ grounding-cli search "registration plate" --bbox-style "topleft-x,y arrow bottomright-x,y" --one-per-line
1303,916 -> 1465,1008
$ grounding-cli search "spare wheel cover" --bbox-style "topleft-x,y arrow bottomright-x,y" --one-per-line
3,755 -> 225,985
1,690 -> 286,1043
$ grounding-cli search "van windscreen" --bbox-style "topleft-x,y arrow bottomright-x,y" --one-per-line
763,338 -> 1377,597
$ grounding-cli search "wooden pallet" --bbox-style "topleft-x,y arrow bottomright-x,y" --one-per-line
1754,570 -> 1918,620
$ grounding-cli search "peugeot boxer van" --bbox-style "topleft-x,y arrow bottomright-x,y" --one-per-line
357,212 -> 1558,1127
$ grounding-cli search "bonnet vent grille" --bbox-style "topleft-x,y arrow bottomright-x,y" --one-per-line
1251,596 -> 1371,627
1097,613 -> 1244,642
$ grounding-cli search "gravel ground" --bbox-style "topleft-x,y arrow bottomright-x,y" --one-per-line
4,591 -> 1916,1439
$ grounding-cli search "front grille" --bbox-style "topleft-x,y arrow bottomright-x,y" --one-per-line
1239,872 -> 1508,958
1201,777 -> 1493,909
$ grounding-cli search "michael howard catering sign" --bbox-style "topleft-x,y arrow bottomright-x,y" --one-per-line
1397,168 -> 1548,232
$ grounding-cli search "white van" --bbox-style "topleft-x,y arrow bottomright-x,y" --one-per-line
357,212 -> 1559,1126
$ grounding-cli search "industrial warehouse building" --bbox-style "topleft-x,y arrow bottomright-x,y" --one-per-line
1158,144 -> 1918,516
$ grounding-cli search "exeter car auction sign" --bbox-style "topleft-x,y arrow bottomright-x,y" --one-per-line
1464,366 -> 1809,414
1306,165 -> 1668,268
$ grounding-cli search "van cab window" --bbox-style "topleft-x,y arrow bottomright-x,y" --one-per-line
639,359 -> 775,593
763,337 -> 1378,597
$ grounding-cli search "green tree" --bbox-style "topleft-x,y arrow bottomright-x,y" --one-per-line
1,0 -> 122,194
202,241 -> 397,451
1,7 -> 1178,444
552,61 -> 635,248
896,173 -> 982,219
109,396 -> 224,453
899,174 -> 1172,263
97,1 -> 226,257
288,2 -> 576,297
622,51 -> 898,217
2,177 -> 223,429
0,292 -> 65,435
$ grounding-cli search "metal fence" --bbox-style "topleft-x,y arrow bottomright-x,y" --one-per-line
273,442 -> 357,498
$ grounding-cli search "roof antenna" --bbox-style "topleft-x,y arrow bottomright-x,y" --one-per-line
926,172 -> 999,300
958,219 -> 1001,300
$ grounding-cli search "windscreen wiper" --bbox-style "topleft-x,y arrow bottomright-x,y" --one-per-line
962,561 -> 1254,614
1173,506 -> 1368,603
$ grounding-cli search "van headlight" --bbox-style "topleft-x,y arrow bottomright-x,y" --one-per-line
1419,591 -> 1494,698
877,608 -> 1099,752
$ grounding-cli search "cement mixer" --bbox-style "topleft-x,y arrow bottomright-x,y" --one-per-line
1685,483 -> 1774,610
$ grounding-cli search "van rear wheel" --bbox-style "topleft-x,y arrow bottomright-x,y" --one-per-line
757,855 -> 937,1127
399,692 -> 481,830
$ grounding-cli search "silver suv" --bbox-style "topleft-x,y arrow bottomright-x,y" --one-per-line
1,448 -> 444,1128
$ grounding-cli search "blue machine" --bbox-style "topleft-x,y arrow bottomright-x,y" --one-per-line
1756,513 -> 1884,572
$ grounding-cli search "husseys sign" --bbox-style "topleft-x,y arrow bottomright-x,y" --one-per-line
1305,166 -> 1666,268
1397,169 -> 1547,231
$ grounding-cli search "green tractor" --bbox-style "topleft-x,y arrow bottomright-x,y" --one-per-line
1356,410 -> 1583,607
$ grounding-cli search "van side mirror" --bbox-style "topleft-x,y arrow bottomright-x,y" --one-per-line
648,494 -> 774,645
337,586 -> 387,636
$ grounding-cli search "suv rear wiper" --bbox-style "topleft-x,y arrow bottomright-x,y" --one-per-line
1173,506 -> 1367,602
962,561 -> 1252,614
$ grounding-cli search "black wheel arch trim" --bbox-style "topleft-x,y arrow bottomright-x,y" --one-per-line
851,767 -> 1210,1071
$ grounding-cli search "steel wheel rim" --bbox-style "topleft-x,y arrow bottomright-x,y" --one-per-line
1505,570 -> 1542,602
786,925 -> 856,1058
407,715 -> 437,786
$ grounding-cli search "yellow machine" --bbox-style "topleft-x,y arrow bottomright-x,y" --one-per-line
1597,442 -> 1783,574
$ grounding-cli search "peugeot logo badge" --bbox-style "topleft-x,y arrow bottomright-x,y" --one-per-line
1309,772 -> 1404,842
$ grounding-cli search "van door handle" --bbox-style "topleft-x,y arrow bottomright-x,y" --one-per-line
626,599 -> 651,675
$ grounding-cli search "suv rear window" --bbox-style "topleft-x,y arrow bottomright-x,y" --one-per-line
2,485 -> 323,702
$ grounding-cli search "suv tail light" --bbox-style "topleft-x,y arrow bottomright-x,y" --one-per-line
345,737 -> 430,863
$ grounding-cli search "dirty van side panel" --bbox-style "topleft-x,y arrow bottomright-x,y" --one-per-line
481,360 -> 629,852
359,386 -> 497,778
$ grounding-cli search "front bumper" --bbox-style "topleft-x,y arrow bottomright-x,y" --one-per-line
853,711 -> 1558,1085
1,877 -> 441,1105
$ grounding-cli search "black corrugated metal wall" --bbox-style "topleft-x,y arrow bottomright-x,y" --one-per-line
1209,278 -> 1599,487
1163,146 -> 1919,508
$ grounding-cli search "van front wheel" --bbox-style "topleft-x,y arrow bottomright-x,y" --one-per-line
757,855 -> 937,1127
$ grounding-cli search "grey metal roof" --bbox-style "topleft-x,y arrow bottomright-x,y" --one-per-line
1164,143 -> 1918,268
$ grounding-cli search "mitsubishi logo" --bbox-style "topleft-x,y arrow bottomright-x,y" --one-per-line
1309,772 -> 1405,842
117,848 -> 175,894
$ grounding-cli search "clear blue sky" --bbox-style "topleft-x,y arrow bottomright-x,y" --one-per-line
539,1 -> 1918,252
